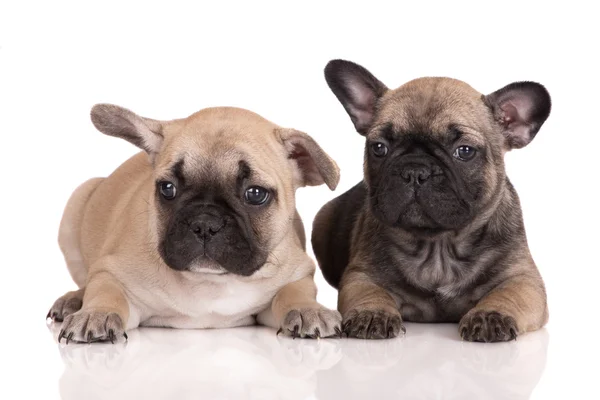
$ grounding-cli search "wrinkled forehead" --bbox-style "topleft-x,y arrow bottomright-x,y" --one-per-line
372,78 -> 493,142
157,143 -> 284,191
156,110 -> 288,187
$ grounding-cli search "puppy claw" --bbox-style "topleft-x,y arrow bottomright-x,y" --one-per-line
58,329 -> 65,343
276,328 -> 283,336
495,326 -> 502,337
356,325 -> 365,337
56,310 -> 125,344
343,309 -> 403,339
459,310 -> 519,342
342,319 -> 353,334
123,332 -> 128,341
472,326 -> 482,341
48,311 -> 61,322
47,289 -> 84,323
280,307 -> 341,339
334,327 -> 342,338
387,326 -> 394,338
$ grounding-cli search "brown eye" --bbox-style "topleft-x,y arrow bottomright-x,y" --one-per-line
159,181 -> 177,200
371,142 -> 388,157
244,186 -> 269,205
453,146 -> 477,161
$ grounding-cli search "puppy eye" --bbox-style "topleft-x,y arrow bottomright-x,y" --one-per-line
453,146 -> 477,161
244,186 -> 269,205
159,181 -> 177,200
371,142 -> 389,157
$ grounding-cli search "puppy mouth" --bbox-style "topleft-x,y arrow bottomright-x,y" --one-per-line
371,190 -> 469,233
187,258 -> 229,275
189,267 -> 228,275
398,201 -> 439,225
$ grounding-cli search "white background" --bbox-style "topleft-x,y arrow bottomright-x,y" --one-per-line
1,1 -> 599,399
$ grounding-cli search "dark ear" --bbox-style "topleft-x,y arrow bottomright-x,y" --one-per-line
324,59 -> 388,135
90,104 -> 165,154
278,128 -> 340,190
485,82 -> 551,149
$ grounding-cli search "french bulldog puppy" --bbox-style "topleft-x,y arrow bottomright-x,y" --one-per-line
48,105 -> 342,343
312,60 -> 550,342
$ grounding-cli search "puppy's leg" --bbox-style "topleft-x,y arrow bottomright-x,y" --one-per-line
59,270 -> 131,344
47,288 -> 84,322
49,178 -> 103,323
257,276 -> 342,338
339,270 -> 404,339
58,177 -> 104,288
459,273 -> 548,342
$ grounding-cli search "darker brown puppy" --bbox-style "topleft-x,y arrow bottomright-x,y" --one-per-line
312,60 -> 550,342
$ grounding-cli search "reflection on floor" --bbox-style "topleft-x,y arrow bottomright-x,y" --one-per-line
48,322 -> 548,400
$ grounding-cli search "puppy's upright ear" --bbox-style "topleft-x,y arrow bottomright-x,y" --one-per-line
485,82 -> 551,149
324,59 -> 388,135
278,128 -> 340,190
90,104 -> 165,155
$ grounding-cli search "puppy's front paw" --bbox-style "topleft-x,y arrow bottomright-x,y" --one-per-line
47,290 -> 84,322
459,310 -> 518,342
342,309 -> 405,339
58,309 -> 127,344
278,307 -> 342,339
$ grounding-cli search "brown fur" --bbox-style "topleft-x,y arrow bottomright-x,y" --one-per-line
313,60 -> 550,342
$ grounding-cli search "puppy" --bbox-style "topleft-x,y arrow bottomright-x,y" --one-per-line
48,105 -> 342,343
312,60 -> 550,342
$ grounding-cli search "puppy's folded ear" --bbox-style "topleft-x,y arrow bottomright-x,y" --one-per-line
90,104 -> 165,155
324,59 -> 388,135
278,128 -> 340,190
485,82 -> 551,149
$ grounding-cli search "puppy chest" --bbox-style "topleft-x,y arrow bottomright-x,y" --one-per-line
138,280 -> 277,327
188,281 -> 275,315
204,285 -> 270,315
400,241 -> 468,290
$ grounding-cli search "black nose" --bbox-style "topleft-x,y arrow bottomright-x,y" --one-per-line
400,163 -> 431,185
189,214 -> 225,238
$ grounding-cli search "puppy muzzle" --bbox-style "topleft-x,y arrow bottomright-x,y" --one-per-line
371,157 -> 470,231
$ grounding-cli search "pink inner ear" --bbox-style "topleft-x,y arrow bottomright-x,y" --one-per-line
343,75 -> 377,132
500,99 -> 533,149
489,82 -> 550,150
501,96 -> 533,125
289,144 -> 307,159
500,102 -> 520,125
346,76 -> 376,109
289,144 -> 322,186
